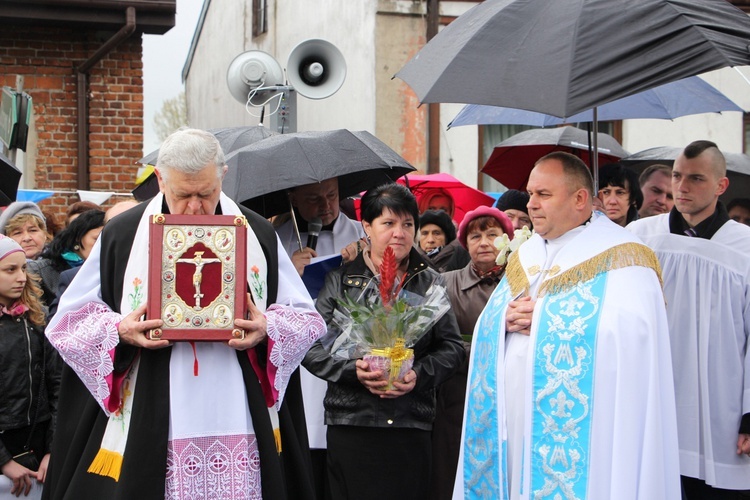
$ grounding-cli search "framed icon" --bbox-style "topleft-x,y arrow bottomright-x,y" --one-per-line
147,214 -> 248,341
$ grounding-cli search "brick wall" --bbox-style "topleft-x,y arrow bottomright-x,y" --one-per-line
0,26 -> 143,219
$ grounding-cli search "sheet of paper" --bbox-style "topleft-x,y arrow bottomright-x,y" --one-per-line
302,254 -> 343,299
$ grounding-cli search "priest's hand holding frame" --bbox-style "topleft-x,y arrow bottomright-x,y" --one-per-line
228,293 -> 267,351
505,296 -> 535,336
738,433 -> 750,456
118,303 -> 170,349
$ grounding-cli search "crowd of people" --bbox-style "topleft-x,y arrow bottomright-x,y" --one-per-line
0,128 -> 748,500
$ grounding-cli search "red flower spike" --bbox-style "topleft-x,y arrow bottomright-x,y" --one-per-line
379,246 -> 398,307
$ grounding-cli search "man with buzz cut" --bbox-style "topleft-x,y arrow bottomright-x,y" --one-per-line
629,140 -> 750,498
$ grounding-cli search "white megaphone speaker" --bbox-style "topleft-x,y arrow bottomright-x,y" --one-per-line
226,50 -> 284,104
286,39 -> 347,100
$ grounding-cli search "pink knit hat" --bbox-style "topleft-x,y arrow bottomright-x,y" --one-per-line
458,206 -> 514,248
0,234 -> 24,261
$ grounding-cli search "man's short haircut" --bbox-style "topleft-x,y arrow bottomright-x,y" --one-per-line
360,182 -> 420,230
157,128 -> 225,180
638,164 -> 672,187
682,140 -> 726,177
535,151 -> 595,199
727,198 -> 750,212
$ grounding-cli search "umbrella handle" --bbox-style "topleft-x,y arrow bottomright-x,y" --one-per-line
288,198 -> 304,252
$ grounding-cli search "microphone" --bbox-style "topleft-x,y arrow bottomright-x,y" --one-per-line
306,217 -> 323,251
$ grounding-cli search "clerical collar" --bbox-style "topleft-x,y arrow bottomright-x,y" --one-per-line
543,211 -> 593,245
160,198 -> 223,215
668,202 -> 729,240
294,209 -> 337,232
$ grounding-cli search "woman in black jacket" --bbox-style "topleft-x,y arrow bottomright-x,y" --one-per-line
27,209 -> 104,308
0,235 -> 61,497
303,183 -> 465,500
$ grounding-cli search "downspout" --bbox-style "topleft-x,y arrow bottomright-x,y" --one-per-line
426,0 -> 439,174
76,6 -> 136,190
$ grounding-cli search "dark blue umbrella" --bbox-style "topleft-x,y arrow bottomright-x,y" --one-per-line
448,76 -> 745,128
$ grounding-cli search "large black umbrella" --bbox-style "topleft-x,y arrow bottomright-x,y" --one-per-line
0,151 -> 22,205
395,0 -> 750,188
621,146 -> 750,204
133,126 -> 278,201
395,0 -> 750,117
222,129 -> 415,217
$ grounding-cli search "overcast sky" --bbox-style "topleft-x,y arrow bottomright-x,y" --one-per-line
142,0 -> 204,156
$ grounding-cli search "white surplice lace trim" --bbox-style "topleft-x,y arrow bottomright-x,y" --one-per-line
46,302 -> 122,409
165,434 -> 261,500
266,304 -> 325,410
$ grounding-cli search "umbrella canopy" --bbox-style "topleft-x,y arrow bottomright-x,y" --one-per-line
138,125 -> 278,166
396,0 -> 750,117
0,151 -> 22,205
398,173 -> 495,224
222,129 -> 415,217
133,126 -> 278,201
482,127 -> 628,191
448,76 -> 746,128
621,146 -> 750,204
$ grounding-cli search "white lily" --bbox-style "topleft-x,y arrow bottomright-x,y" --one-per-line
494,225 -> 532,266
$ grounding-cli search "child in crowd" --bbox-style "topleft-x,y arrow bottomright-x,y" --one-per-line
0,235 -> 61,498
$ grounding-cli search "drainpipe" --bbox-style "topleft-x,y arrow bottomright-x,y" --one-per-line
76,6 -> 136,190
426,0 -> 439,174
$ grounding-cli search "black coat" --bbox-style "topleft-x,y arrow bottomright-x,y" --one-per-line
0,314 -> 61,466
303,247 -> 465,430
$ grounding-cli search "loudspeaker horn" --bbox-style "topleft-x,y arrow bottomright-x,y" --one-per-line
286,39 -> 346,100
226,50 -> 284,104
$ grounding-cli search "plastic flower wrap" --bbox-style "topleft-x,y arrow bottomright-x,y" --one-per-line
495,225 -> 533,266
326,246 -> 451,389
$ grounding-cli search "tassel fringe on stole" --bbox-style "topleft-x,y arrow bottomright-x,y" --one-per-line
506,242 -> 664,298
87,448 -> 124,481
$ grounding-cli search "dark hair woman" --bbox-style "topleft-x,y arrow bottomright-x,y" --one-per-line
597,163 -> 643,226
303,182 -> 465,500
27,209 -> 105,307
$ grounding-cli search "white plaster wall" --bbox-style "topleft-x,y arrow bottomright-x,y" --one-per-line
185,0 -> 259,128
621,66 -> 750,155
273,0 -> 377,132
442,102 -> 479,186
186,0 -> 377,133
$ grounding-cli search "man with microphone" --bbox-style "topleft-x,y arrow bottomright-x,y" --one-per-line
274,177 -> 365,276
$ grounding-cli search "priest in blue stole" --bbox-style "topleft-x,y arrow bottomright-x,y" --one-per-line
454,152 -> 681,500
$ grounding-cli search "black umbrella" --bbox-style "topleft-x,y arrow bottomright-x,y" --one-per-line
222,129 -> 415,217
133,126 -> 278,201
395,0 -> 750,188
0,151 -> 22,205
621,146 -> 750,204
396,0 -> 750,117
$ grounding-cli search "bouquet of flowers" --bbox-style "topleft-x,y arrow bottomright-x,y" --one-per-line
328,246 -> 451,389
495,225 -> 533,266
